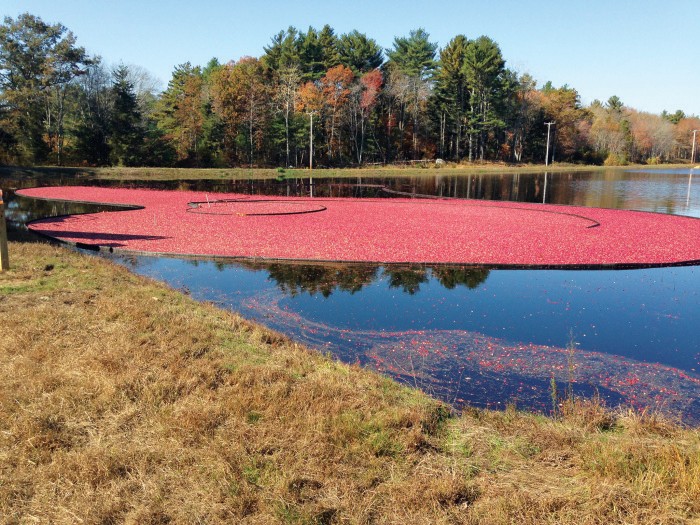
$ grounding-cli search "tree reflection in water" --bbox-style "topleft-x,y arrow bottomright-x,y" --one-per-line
213,259 -> 490,297
248,262 -> 378,297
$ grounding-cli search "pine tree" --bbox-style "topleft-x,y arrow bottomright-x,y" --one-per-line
385,29 -> 437,159
262,27 -> 300,71
155,63 -> 206,165
433,35 -> 469,159
463,36 -> 506,161
319,25 -> 341,70
385,28 -> 437,79
109,65 -> 144,166
338,31 -> 383,74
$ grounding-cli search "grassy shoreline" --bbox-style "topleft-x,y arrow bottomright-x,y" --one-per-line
1,241 -> 699,523
1,162 -> 694,182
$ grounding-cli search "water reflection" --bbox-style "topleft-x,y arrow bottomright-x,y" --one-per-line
689,168 -> 696,209
108,254 -> 700,424
225,260 -> 490,297
3,167 -> 700,217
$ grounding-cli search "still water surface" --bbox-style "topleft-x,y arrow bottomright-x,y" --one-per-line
3,168 -> 700,423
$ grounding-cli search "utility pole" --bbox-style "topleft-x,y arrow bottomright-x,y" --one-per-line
309,111 -> 314,171
308,111 -> 315,197
545,122 -> 555,166
0,190 -> 9,271
692,129 -> 699,164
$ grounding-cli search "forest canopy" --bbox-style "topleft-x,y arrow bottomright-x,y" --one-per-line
1,13 -> 698,168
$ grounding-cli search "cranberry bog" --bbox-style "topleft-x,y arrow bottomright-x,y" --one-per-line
17,185 -> 700,268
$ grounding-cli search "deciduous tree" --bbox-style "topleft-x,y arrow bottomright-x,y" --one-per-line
296,80 -> 324,167
536,82 -> 586,162
628,110 -> 674,162
349,69 -> 382,163
272,66 -> 302,167
0,13 -> 93,163
673,116 -> 700,160
70,62 -> 111,165
588,96 -> 629,162
210,57 -> 271,166
320,64 -> 354,161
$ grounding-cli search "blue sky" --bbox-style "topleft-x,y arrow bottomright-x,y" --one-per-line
4,0 -> 699,115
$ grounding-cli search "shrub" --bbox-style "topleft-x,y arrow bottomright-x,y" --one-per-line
603,153 -> 628,166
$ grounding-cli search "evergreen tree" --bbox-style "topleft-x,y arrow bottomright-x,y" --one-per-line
262,27 -> 300,71
295,25 -> 341,81
432,35 -> 469,159
202,57 -> 221,81
299,27 -> 324,81
1,18 -> 687,167
463,36 -> 506,161
606,95 -> 624,113
199,57 -> 226,165
385,28 -> 437,79
338,30 -> 383,74
385,29 -> 437,159
109,65 -> 144,166
319,25 -> 341,70
663,109 -> 686,125
155,62 -> 206,165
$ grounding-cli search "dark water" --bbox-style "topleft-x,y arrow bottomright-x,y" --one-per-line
3,168 -> 700,423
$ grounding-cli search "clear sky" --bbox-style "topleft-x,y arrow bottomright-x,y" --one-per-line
4,0 -> 699,115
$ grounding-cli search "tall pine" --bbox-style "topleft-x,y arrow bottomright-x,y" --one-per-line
109,65 -> 144,166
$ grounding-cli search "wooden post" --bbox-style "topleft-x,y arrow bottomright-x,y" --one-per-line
0,189 -> 9,271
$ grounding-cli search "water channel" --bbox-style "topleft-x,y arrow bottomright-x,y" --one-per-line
3,168 -> 699,424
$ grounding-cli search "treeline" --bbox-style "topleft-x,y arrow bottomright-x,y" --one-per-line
2,13 -> 699,168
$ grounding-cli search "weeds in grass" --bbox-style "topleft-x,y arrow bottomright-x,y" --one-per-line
547,332 -> 617,432
550,373 -> 558,417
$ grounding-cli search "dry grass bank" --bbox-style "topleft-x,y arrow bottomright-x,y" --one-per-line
1,242 -> 699,524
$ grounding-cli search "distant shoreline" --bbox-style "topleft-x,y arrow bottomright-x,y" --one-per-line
1,162 -> 695,182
